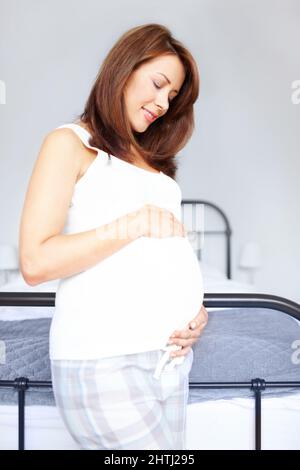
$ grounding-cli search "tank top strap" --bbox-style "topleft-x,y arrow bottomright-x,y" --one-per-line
55,123 -> 101,154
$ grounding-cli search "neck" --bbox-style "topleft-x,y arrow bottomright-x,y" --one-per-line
130,145 -> 146,164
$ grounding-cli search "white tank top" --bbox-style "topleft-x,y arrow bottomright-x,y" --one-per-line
49,123 -> 204,378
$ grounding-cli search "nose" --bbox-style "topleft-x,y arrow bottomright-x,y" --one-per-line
154,97 -> 169,115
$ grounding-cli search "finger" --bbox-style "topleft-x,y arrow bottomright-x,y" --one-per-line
170,346 -> 191,358
169,329 -> 199,344
171,329 -> 191,340
190,322 -> 207,336
189,314 -> 202,330
190,311 -> 208,330
170,325 -> 205,344
171,328 -> 196,340
168,337 -> 193,347
170,322 -> 200,338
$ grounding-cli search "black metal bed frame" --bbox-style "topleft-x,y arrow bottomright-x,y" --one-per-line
0,200 -> 299,450
0,292 -> 300,450
181,199 -> 232,279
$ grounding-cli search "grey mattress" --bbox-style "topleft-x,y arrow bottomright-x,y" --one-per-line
0,308 -> 300,406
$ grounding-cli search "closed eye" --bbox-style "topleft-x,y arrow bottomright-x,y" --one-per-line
153,81 -> 172,103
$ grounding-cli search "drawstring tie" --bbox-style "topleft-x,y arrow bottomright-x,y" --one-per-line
153,344 -> 185,380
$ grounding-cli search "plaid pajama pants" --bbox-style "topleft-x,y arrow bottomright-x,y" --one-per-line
50,347 -> 193,450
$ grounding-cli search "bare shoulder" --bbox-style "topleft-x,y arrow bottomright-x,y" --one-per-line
44,127 -> 84,156
44,127 -> 91,181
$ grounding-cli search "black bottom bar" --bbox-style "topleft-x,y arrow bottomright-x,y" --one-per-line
0,377 -> 297,450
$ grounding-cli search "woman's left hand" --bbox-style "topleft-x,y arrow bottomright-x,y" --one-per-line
167,304 -> 208,358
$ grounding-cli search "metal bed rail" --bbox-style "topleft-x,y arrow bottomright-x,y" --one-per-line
1,292 -> 300,450
182,199 -> 232,279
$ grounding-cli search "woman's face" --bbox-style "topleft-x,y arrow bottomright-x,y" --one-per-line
123,54 -> 186,133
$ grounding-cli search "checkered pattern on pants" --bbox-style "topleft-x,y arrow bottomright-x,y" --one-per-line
50,348 -> 193,450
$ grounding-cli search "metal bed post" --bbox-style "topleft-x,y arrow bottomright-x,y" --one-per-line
251,378 -> 266,450
13,377 -> 28,451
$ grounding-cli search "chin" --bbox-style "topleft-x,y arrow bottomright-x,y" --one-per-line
132,122 -> 149,133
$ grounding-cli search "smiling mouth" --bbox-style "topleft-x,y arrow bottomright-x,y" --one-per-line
142,107 -> 157,122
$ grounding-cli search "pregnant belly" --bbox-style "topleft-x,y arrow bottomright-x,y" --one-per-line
56,236 -> 204,350
134,237 -> 204,321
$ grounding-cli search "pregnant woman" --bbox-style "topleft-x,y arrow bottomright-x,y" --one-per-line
19,23 -> 208,450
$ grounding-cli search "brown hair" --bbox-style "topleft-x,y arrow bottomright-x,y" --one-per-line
75,23 -> 200,180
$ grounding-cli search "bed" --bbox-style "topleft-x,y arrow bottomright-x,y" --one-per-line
0,199 -> 300,450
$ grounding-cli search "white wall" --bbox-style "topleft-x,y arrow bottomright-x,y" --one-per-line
0,0 -> 299,302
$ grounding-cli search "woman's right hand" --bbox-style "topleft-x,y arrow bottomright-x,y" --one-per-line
134,204 -> 187,239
